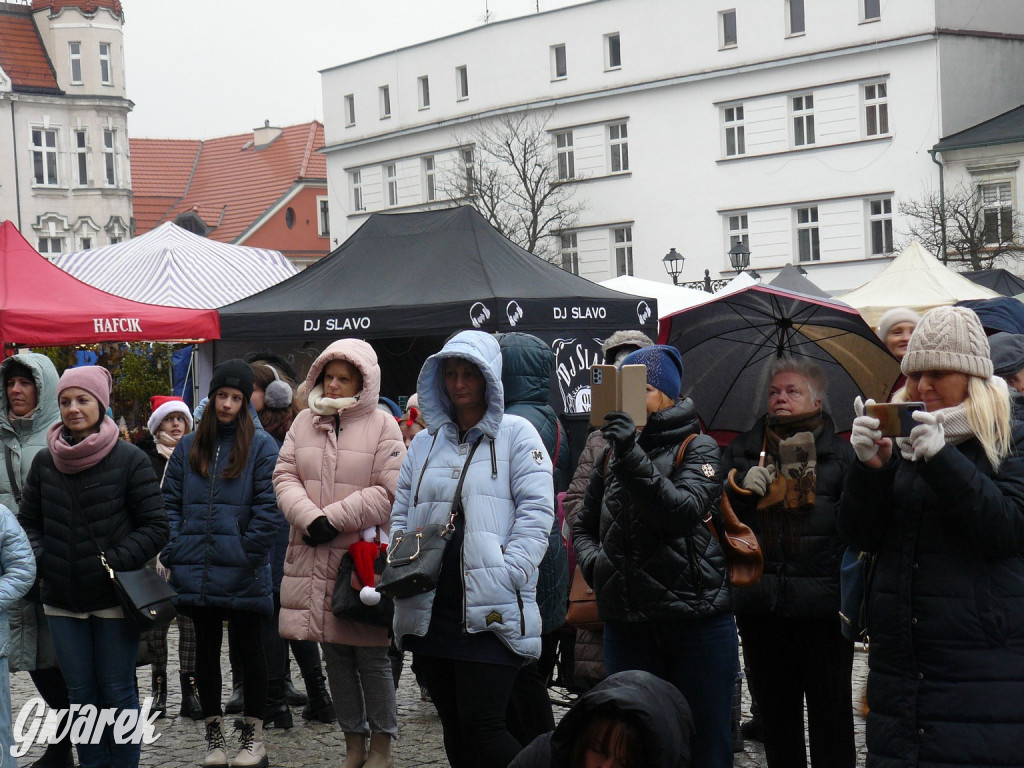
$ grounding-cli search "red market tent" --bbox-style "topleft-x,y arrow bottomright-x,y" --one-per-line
0,221 -> 219,345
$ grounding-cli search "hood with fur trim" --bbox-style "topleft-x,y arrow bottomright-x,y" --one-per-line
303,339 -> 381,421
417,330 -> 504,438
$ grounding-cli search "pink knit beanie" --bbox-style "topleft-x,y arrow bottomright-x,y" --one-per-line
57,366 -> 112,411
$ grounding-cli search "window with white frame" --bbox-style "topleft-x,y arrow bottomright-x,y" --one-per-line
979,182 -> 1013,244
423,156 -> 436,202
863,0 -> 880,21
613,227 -> 633,276
79,236 -> 92,250
796,206 -> 820,261
344,95 -> 355,126
728,213 -> 749,249
74,129 -> 88,185
608,123 -> 629,173
560,232 -> 579,274
418,76 -> 430,109
379,86 -> 391,119
864,82 -> 889,137
31,128 -> 58,185
385,163 -> 398,207
38,237 -> 63,255
719,10 -> 737,48
456,66 -> 469,100
792,94 -> 815,147
102,129 -> 116,186
786,0 -> 805,35
351,170 -> 364,211
99,42 -> 111,85
551,44 -> 567,79
869,198 -> 893,255
724,105 -> 745,156
555,131 -> 575,180
462,148 -> 475,193
317,197 -> 330,237
605,33 -> 621,69
69,42 -> 82,83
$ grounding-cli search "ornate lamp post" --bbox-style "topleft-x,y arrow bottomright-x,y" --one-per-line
662,247 -> 684,286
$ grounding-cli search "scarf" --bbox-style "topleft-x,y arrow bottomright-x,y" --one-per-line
47,417 -> 119,474
306,383 -> 358,416
155,430 -> 180,461
896,402 -> 972,461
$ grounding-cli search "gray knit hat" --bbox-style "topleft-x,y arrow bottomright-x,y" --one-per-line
877,307 -> 921,340
901,306 -> 993,379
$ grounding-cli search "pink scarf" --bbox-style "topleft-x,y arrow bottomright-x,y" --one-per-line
47,418 -> 120,474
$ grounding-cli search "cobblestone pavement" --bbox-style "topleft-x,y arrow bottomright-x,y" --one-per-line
11,633 -> 868,767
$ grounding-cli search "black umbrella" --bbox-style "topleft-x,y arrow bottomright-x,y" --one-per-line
661,284 -> 901,438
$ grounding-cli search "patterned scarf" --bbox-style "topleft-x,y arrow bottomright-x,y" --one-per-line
46,417 -> 119,474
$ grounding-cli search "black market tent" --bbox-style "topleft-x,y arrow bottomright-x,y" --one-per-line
962,268 -> 1024,297
216,207 -> 658,410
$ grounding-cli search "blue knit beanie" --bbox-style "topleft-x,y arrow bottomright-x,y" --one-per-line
621,345 -> 684,399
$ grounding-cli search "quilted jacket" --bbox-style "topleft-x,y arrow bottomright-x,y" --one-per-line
0,505 -> 35,658
572,398 -> 732,622
391,330 -> 554,659
274,339 -> 405,647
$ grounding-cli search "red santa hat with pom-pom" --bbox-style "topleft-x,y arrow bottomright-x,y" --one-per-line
349,527 -> 389,605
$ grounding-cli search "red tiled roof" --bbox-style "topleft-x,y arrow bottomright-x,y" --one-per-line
130,121 -> 327,242
0,4 -> 59,93
31,0 -> 123,18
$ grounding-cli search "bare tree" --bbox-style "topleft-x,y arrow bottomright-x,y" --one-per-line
898,182 -> 1024,271
439,111 -> 585,262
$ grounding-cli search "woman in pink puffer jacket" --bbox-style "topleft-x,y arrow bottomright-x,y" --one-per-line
274,338 -> 405,768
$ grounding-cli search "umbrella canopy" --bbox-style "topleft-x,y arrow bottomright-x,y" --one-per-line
957,297 -> 1024,334
660,284 -> 901,438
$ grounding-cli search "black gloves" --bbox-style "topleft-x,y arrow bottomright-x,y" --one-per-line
303,516 -> 340,547
601,411 -> 637,456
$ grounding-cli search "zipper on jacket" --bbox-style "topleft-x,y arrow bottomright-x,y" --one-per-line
516,589 -> 525,635
686,534 -> 704,591
202,444 -> 221,599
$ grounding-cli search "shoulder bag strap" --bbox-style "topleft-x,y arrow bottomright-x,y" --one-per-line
4,445 -> 21,506
448,435 -> 484,526
58,474 -> 115,576
552,420 -> 562,469
412,431 -> 441,507
672,433 -> 721,538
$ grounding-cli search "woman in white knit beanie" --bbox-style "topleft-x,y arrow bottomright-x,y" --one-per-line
842,305 -> 1024,767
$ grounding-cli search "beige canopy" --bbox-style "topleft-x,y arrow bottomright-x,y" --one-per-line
839,242 -> 1001,328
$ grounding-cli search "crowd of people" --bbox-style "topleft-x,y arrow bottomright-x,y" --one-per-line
0,307 -> 1021,768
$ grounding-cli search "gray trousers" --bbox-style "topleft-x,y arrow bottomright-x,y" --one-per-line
321,642 -> 398,736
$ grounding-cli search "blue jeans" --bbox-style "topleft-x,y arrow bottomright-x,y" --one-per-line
604,613 -> 738,768
48,615 -> 141,768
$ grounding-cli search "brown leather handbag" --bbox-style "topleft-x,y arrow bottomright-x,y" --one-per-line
566,564 -> 602,631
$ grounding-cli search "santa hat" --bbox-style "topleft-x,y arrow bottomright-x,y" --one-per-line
349,527 -> 389,606
148,395 -> 194,435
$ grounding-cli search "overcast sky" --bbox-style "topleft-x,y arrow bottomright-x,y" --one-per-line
124,0 -> 588,139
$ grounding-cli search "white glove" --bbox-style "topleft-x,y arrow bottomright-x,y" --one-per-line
851,397 -> 882,464
908,410 -> 945,462
741,465 -> 776,496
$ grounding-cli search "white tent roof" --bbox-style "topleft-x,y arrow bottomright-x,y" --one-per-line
599,273 -> 756,318
839,241 -> 1001,327
54,222 -> 297,309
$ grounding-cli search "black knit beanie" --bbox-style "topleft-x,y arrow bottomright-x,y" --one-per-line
209,359 -> 254,402
3,360 -> 33,387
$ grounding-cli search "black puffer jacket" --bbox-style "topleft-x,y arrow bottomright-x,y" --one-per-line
19,440 -> 168,613
840,427 -> 1024,768
573,398 -> 731,622
723,413 -> 853,618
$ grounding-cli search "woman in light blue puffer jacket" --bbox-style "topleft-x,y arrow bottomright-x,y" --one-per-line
391,330 -> 553,768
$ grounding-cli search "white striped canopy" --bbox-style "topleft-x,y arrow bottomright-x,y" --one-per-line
54,222 -> 297,309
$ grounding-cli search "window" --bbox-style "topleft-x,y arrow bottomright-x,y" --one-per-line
719,10 -> 737,48
560,233 -> 579,274
456,66 -> 469,100
787,0 -> 805,35
317,197 -> 330,237
379,86 -> 391,119
724,105 -> 745,156
351,170 -> 364,211
418,76 -> 430,109
69,42 -> 82,83
285,207 -> 295,229
385,163 -> 398,207
37,237 -> 63,255
865,82 -> 889,137
792,94 -> 815,146
99,42 -> 111,85
609,123 -> 629,173
728,213 -> 749,249
109,237 -> 121,244
79,236 -> 92,250
102,129 -> 116,185
423,156 -> 436,202
462,148 -> 475,193
551,44 -> 567,79
869,198 -> 893,255
31,128 -> 58,185
980,182 -> 1013,244
613,227 -> 633,276
863,0 -> 880,21
344,94 -> 355,126
74,129 -> 88,185
796,206 -> 820,261
555,131 -> 575,180
605,33 -> 621,69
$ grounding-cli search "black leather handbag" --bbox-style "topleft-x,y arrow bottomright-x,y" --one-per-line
331,548 -> 394,628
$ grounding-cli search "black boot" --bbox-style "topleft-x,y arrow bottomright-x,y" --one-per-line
263,677 -> 293,729
224,671 -> 244,715
179,672 -> 203,720
300,670 -> 334,723
151,671 -> 167,719
283,672 -> 307,707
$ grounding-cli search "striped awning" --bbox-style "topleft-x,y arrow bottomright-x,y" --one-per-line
54,222 -> 297,309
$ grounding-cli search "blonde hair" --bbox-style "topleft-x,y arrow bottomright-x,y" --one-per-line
894,376 -> 1012,470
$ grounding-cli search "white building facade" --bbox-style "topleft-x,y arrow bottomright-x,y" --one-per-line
320,0 -> 1024,294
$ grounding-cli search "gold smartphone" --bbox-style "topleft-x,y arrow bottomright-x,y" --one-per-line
589,364 -> 648,428
865,401 -> 926,438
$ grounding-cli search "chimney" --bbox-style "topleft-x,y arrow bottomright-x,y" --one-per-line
253,120 -> 281,149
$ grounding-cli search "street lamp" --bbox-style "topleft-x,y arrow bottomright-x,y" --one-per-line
662,247 -> 684,286
728,241 -> 751,273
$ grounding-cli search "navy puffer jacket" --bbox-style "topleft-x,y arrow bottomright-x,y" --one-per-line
160,418 -> 279,616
